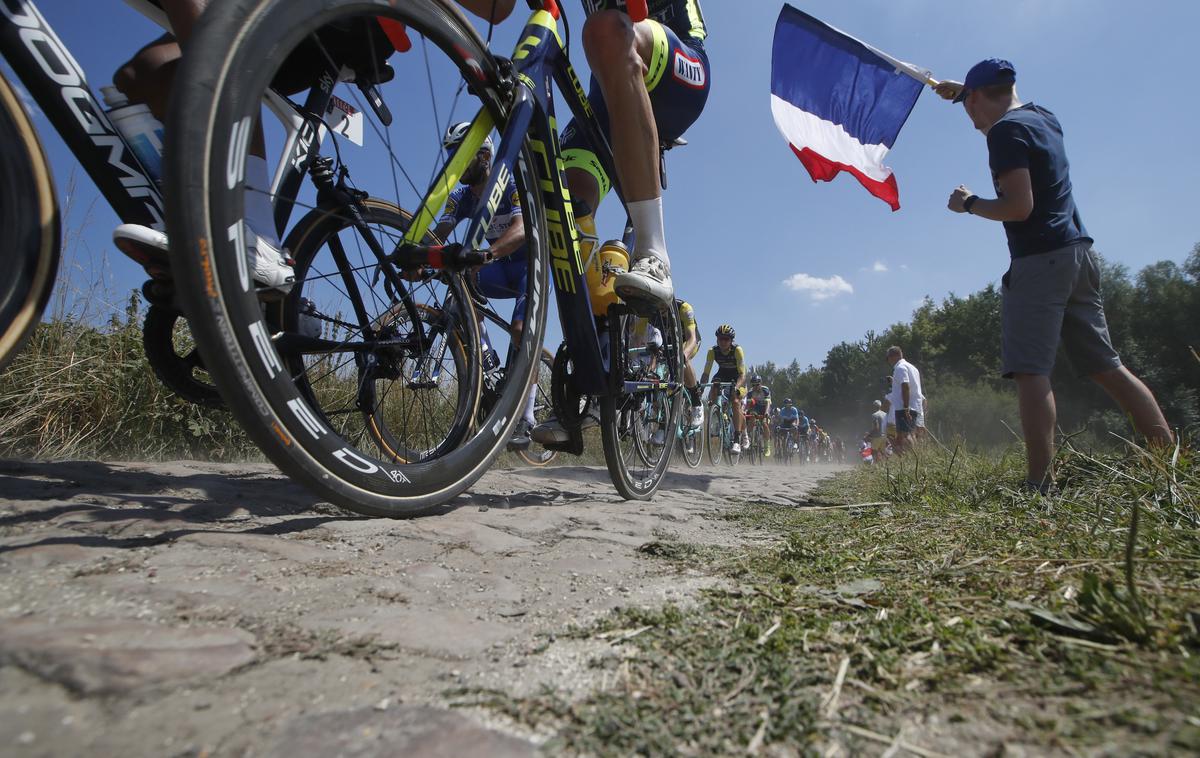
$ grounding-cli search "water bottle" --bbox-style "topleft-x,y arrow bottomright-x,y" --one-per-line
101,86 -> 164,185
480,328 -> 501,371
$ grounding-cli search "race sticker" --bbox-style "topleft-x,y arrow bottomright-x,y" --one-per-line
324,95 -> 364,146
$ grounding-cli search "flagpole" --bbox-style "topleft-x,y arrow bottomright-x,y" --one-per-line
861,42 -> 940,87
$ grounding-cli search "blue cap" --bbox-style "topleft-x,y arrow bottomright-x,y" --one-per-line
953,58 -> 1016,103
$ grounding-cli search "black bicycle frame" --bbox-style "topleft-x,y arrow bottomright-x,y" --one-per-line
0,0 -> 166,229
0,0 -> 342,242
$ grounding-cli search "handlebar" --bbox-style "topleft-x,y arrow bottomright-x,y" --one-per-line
390,242 -> 491,271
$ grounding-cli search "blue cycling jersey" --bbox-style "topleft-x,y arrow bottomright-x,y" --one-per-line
438,177 -> 526,260
778,407 -> 800,423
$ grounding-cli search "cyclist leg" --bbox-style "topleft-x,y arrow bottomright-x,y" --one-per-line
563,18 -> 710,304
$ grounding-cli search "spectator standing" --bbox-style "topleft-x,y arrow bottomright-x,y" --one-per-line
936,59 -> 1172,493
886,346 -> 923,453
869,399 -> 889,459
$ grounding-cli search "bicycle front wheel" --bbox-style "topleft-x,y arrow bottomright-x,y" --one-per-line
166,0 -> 548,515
601,308 -> 682,500
516,349 -> 558,467
678,393 -> 703,469
0,71 -> 59,373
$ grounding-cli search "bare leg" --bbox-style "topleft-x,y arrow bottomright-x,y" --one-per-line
1015,373 -> 1056,485
1089,365 -> 1173,445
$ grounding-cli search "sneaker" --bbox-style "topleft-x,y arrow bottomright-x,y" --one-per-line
113,223 -> 170,275
247,230 -> 296,294
731,442 -> 742,455
614,255 -> 673,305
689,406 -> 704,428
532,407 -> 599,445
741,432 -> 750,447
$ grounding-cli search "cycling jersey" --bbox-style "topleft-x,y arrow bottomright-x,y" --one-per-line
778,406 -> 800,426
703,343 -> 744,381
677,299 -> 697,341
746,385 -> 771,412
438,178 -> 525,260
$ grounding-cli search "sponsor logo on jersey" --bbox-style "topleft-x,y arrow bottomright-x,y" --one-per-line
672,50 -> 706,89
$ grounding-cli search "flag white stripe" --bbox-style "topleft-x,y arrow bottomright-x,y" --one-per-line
769,94 -> 894,183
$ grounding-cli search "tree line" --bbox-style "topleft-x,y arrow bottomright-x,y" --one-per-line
751,245 -> 1200,449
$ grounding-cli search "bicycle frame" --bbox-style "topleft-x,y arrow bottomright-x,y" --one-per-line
400,6 -> 674,399
0,0 -> 346,242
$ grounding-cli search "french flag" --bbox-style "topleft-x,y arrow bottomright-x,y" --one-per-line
771,5 -> 924,211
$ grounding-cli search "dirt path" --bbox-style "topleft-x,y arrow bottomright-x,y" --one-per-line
0,457 -> 847,756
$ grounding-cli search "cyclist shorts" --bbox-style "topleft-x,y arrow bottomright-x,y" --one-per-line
476,255 -> 528,322
560,22 -> 710,201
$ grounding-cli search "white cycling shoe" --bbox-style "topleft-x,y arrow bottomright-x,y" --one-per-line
614,255 -> 673,305
113,223 -> 295,295
730,442 -> 742,455
689,406 -> 704,428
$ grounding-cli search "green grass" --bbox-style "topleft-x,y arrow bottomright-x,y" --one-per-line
473,442 -> 1200,755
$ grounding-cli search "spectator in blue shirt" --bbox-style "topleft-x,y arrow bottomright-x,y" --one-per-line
935,60 -> 1172,494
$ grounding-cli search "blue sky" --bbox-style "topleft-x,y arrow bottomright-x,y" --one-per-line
12,0 -> 1200,370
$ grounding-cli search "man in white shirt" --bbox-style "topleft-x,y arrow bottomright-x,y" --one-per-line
886,346 -> 923,453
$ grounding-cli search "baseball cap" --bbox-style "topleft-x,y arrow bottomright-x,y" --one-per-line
953,58 -> 1016,103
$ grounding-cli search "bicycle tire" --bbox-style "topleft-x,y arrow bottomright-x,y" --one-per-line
0,71 -> 59,373
516,349 -> 558,466
166,0 -> 547,516
678,394 -> 703,469
705,402 -> 721,466
601,308 -> 681,500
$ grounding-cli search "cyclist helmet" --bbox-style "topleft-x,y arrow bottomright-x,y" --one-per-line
715,324 -> 735,339
784,398 -> 793,405
751,374 -> 762,385
443,122 -> 494,155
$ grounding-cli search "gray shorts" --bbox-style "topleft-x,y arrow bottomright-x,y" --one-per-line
1000,242 -> 1121,378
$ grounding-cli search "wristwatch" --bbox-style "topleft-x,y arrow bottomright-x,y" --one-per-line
963,194 -> 979,214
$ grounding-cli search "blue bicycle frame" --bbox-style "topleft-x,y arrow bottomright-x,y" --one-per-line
398,5 -> 676,401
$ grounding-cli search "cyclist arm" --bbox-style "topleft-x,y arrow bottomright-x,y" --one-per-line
700,349 -> 714,384
487,213 -> 526,259
733,348 -> 746,389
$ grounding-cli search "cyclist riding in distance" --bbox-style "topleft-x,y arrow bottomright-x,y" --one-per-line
676,298 -> 702,427
432,123 -> 539,447
459,0 -> 711,307
109,0 -> 295,295
777,397 -> 800,451
700,323 -> 747,454
744,373 -> 772,454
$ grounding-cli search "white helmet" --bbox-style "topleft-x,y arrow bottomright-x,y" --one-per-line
443,122 -> 494,155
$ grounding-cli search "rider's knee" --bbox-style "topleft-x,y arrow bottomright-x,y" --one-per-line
582,11 -> 641,71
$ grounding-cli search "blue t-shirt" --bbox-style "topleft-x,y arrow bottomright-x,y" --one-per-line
778,406 -> 800,424
987,103 -> 1091,258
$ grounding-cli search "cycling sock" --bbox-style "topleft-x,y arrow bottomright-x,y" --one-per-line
244,155 -> 279,247
524,384 -> 537,426
627,196 -> 669,268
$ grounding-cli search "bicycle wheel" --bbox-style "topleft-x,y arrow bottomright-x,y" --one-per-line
166,0 -> 548,515
516,349 -> 558,466
601,308 -> 681,500
0,71 -> 59,373
678,393 -> 703,469
275,199 -> 477,465
706,402 -> 723,466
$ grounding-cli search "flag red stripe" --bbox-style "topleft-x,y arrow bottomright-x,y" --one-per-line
791,145 -> 901,212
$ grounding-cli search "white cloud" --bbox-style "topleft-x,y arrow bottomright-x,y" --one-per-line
782,273 -> 853,302
872,260 -> 888,273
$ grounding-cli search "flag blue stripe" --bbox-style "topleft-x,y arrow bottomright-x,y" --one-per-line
771,4 -> 923,149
